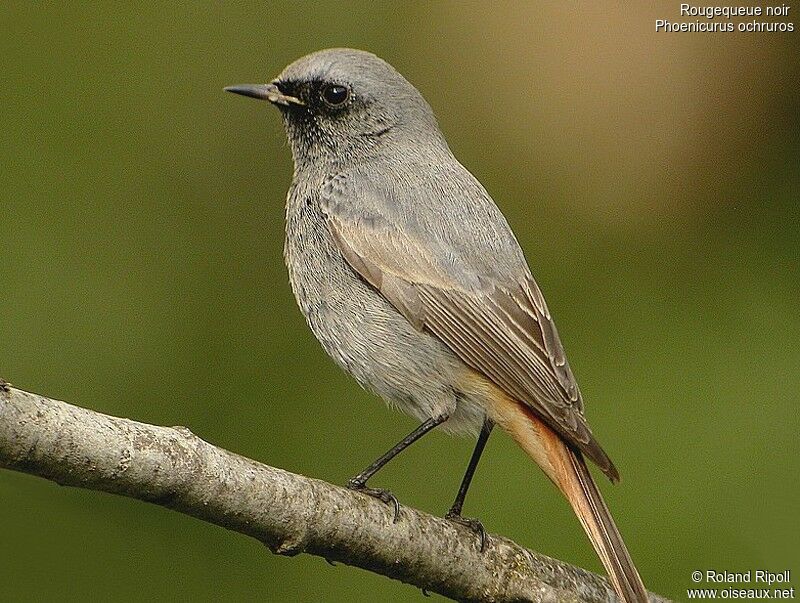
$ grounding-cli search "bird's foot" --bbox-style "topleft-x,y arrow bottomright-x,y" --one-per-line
445,510 -> 488,552
347,479 -> 401,522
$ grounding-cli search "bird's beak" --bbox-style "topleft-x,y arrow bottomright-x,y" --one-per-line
223,83 -> 305,107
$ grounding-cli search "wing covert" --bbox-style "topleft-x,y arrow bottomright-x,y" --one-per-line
320,171 -> 619,480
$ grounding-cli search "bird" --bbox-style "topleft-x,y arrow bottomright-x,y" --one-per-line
225,48 -> 648,603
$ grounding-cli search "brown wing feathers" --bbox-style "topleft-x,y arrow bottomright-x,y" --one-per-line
418,284 -> 620,481
323,183 -> 618,481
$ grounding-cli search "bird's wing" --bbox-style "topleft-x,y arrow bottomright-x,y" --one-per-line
320,171 -> 619,481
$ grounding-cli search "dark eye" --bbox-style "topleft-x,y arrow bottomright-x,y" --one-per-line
321,84 -> 349,106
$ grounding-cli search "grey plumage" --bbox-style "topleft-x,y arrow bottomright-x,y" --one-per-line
226,47 -> 646,603
279,49 -> 611,468
284,168 -> 488,434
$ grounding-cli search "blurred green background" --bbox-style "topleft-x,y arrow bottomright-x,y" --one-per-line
2,3 -> 798,601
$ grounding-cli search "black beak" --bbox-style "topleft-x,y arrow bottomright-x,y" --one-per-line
223,83 -> 305,107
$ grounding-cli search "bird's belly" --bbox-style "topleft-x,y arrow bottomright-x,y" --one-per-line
284,195 -> 484,434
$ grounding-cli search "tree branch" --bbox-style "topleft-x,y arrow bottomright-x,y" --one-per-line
0,381 -> 669,602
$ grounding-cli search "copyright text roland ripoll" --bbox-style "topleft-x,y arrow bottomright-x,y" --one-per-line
687,569 -> 795,600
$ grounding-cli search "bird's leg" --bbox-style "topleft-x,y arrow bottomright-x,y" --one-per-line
445,418 -> 494,551
347,413 -> 449,522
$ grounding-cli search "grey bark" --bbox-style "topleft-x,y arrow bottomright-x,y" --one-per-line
0,381 -> 669,603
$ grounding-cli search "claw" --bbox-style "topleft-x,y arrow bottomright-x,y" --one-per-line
347,480 -> 401,522
445,511 -> 488,552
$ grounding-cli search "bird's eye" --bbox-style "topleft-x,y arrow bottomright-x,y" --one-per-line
321,84 -> 349,106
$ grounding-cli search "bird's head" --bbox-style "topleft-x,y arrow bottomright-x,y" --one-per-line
226,48 -> 446,167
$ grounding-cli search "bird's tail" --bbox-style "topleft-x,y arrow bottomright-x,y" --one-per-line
491,396 -> 648,603
562,448 -> 648,603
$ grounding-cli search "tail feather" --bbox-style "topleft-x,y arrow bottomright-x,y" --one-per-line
489,394 -> 648,603
565,449 -> 648,603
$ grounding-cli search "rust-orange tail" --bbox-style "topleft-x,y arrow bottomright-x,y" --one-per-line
563,449 -> 648,603
490,393 -> 648,603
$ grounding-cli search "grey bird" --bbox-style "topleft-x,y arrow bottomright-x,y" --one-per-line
225,48 -> 648,603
